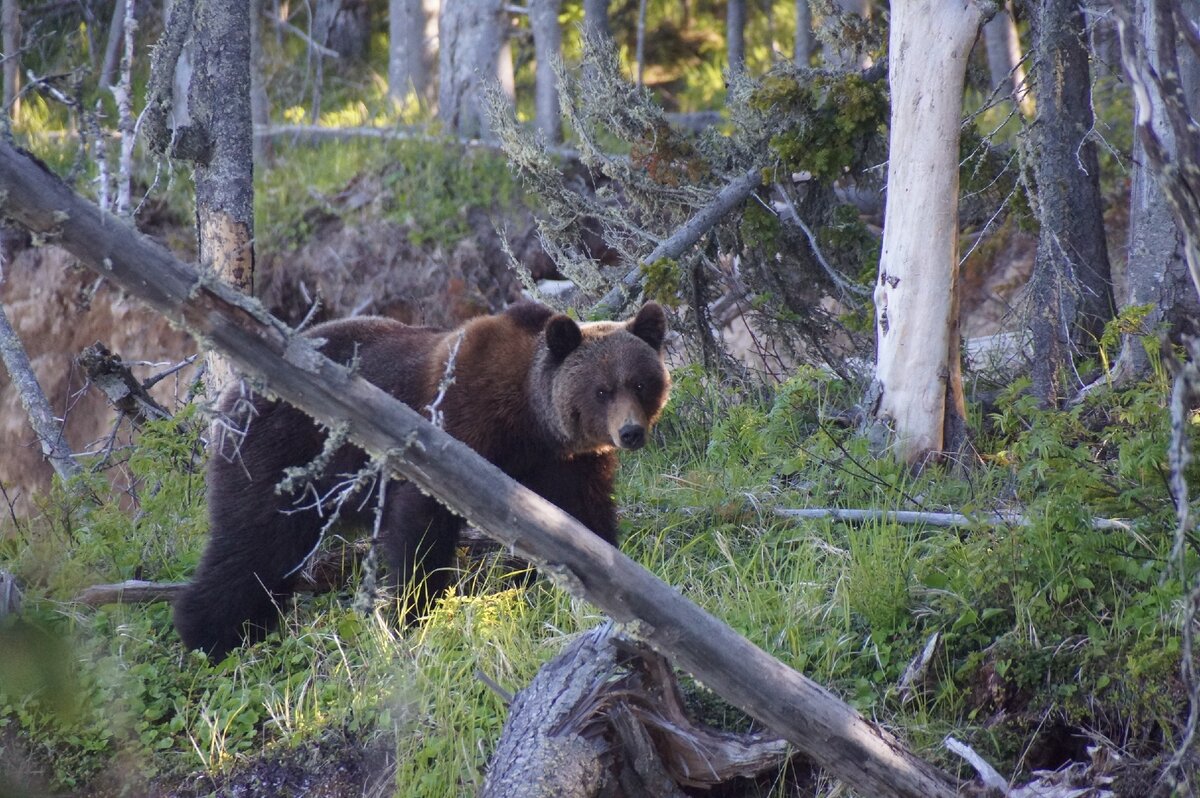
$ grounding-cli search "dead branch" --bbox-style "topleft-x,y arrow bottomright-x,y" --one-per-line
75,540 -> 368,606
774,507 -> 1131,531
0,300 -> 80,481
0,141 -> 960,798
482,623 -> 792,797
78,342 -> 171,426
592,166 -> 764,317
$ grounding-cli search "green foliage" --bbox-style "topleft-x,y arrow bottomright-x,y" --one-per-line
750,71 -> 888,182
256,137 -> 526,252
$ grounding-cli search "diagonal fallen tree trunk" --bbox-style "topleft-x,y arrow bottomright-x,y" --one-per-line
0,143 -> 961,798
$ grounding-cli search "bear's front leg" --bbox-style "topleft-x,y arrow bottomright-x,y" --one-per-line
379,481 -> 463,622
521,453 -> 619,545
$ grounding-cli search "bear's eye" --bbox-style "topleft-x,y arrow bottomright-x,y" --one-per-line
634,382 -> 644,395
596,388 -> 609,402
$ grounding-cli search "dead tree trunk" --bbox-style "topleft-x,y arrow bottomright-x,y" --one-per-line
1027,0 -> 1115,406
2,0 -> 20,122
982,3 -> 1033,117
482,624 -> 791,797
189,0 -> 255,396
388,0 -> 438,105
868,0 -> 985,465
0,140 -> 963,798
727,0 -> 746,76
795,0 -> 812,65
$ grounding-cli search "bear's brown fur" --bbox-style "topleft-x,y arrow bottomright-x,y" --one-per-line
173,301 -> 670,658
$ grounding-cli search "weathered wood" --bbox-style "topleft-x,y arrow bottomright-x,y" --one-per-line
78,343 -> 171,426
0,142 -> 961,798
774,507 -> 1132,531
482,624 -> 791,797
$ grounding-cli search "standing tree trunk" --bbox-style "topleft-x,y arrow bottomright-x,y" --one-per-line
795,0 -> 812,66
1028,0 -> 1115,406
982,3 -> 1033,116
1105,0 -> 1200,385
190,0 -> 255,396
868,0 -> 986,466
727,0 -> 746,76
98,0 -> 126,89
438,0 -> 506,139
2,0 -> 19,123
529,0 -> 562,143
388,0 -> 438,106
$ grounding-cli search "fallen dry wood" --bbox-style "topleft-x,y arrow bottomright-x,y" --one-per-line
0,142 -> 961,798
775,507 -> 1132,531
78,342 -> 172,426
482,623 -> 791,798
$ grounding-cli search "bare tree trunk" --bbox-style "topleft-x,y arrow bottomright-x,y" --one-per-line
795,0 -> 812,66
982,3 -> 1033,116
868,0 -> 985,466
529,0 -> 561,143
190,0 -> 255,396
727,0 -> 746,76
98,0 -> 126,89
635,0 -> 647,85
0,139 -> 964,798
1102,0 -> 1200,387
251,0 -> 271,163
1028,0 -> 1115,406
2,0 -> 20,122
438,0 -> 506,139
388,0 -> 438,106
113,0 -> 136,218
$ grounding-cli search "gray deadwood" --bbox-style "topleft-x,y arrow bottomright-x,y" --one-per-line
0,142 -> 962,798
529,0 -> 563,144
438,0 -> 507,140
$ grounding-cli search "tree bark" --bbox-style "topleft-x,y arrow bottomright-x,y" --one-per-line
438,0 -> 507,139
1104,0 -> 1200,386
1028,0 -> 1115,406
868,0 -> 983,466
529,0 -> 562,143
388,0 -> 438,105
0,141 -> 962,798
727,0 -> 746,77
189,0 -> 255,396
795,0 -> 812,66
2,0 -> 20,122
98,0 -> 126,89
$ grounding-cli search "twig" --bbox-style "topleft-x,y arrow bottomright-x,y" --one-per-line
273,16 -> 340,59
771,185 -> 870,298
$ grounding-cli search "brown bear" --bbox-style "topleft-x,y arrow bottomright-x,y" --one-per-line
173,301 -> 670,658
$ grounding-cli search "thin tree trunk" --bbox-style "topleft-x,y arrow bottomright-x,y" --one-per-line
635,0 -> 647,85
190,0 -> 255,396
251,0 -> 271,163
868,0 -> 984,466
1028,0 -> 1115,406
438,0 -> 506,139
98,0 -> 125,89
529,0 -> 562,143
0,139 -> 963,798
982,4 -> 1033,116
113,0 -> 136,218
795,0 -> 812,66
727,0 -> 746,76
2,0 -> 20,122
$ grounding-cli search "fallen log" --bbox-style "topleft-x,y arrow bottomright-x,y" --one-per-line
0,141 -> 962,798
481,623 -> 792,798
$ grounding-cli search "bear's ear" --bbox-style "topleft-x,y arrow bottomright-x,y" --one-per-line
629,302 -> 667,352
546,314 -> 583,360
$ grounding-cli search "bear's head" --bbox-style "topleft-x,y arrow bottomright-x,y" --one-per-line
539,302 -> 671,454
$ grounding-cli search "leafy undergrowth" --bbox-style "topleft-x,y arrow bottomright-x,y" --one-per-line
0,361 -> 1195,796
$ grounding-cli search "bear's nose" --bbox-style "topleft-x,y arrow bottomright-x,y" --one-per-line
618,424 -> 645,450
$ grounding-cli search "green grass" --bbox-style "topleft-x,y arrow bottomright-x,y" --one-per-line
0,355 -> 1194,794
